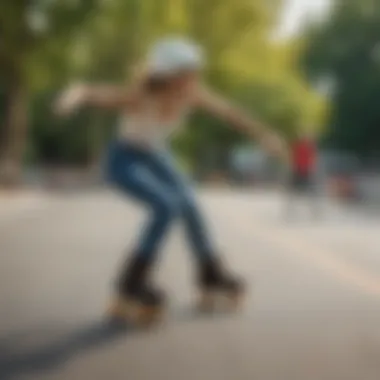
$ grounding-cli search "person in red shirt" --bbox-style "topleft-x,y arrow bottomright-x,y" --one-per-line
292,136 -> 316,183
286,132 -> 320,218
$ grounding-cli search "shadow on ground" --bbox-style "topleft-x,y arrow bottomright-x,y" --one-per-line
0,308 -> 233,379
0,320 -> 128,380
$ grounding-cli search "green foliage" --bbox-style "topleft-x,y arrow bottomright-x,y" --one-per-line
1,0 -> 324,172
301,0 -> 380,156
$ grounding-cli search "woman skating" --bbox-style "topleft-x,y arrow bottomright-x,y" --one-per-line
56,37 -> 287,323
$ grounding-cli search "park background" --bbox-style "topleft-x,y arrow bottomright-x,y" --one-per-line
1,0 -> 379,196
2,3 -> 380,380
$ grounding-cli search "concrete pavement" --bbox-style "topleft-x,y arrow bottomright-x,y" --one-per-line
0,189 -> 380,380
0,190 -> 48,226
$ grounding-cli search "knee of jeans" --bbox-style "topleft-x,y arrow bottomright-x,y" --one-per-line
178,195 -> 196,215
153,197 -> 179,220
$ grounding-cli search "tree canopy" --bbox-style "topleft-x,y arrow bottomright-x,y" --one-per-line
301,0 -> 380,157
0,0 -> 326,183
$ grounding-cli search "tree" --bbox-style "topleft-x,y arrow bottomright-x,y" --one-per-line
0,0 -> 99,185
301,0 -> 380,157
2,0 -> 323,180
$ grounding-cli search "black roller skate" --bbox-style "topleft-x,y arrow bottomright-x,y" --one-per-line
108,255 -> 165,326
196,257 -> 245,312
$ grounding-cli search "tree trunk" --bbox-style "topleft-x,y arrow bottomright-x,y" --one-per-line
87,113 -> 106,183
0,74 -> 28,188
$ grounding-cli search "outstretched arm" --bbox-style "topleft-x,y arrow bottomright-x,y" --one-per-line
195,86 -> 289,160
54,83 -> 138,116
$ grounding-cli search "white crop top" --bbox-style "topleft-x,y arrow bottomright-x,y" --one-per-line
118,101 -> 189,148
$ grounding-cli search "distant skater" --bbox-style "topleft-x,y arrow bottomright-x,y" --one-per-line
285,132 -> 320,219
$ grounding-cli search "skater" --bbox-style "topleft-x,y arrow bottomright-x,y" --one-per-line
55,37 -> 287,322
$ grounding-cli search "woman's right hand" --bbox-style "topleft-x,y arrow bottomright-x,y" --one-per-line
261,131 -> 290,162
54,83 -> 88,117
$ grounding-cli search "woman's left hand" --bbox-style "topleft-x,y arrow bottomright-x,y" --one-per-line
54,83 -> 88,117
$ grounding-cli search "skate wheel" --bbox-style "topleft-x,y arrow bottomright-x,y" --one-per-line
196,290 -> 245,313
107,299 -> 163,327
136,305 -> 163,326
222,291 -> 244,312
107,299 -> 127,320
197,292 -> 216,312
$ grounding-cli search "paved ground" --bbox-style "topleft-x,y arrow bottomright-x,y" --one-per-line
0,189 -> 380,380
0,191 -> 45,226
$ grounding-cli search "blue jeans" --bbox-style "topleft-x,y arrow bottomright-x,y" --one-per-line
105,140 -> 215,261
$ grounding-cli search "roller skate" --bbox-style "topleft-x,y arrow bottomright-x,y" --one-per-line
196,257 -> 245,313
107,255 -> 165,327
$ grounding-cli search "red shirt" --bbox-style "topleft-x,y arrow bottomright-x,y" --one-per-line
292,139 -> 316,174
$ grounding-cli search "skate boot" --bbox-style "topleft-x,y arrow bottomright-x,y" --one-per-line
196,257 -> 245,312
108,255 -> 165,326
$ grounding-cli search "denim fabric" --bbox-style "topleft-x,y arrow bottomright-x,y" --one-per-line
105,140 -> 214,260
